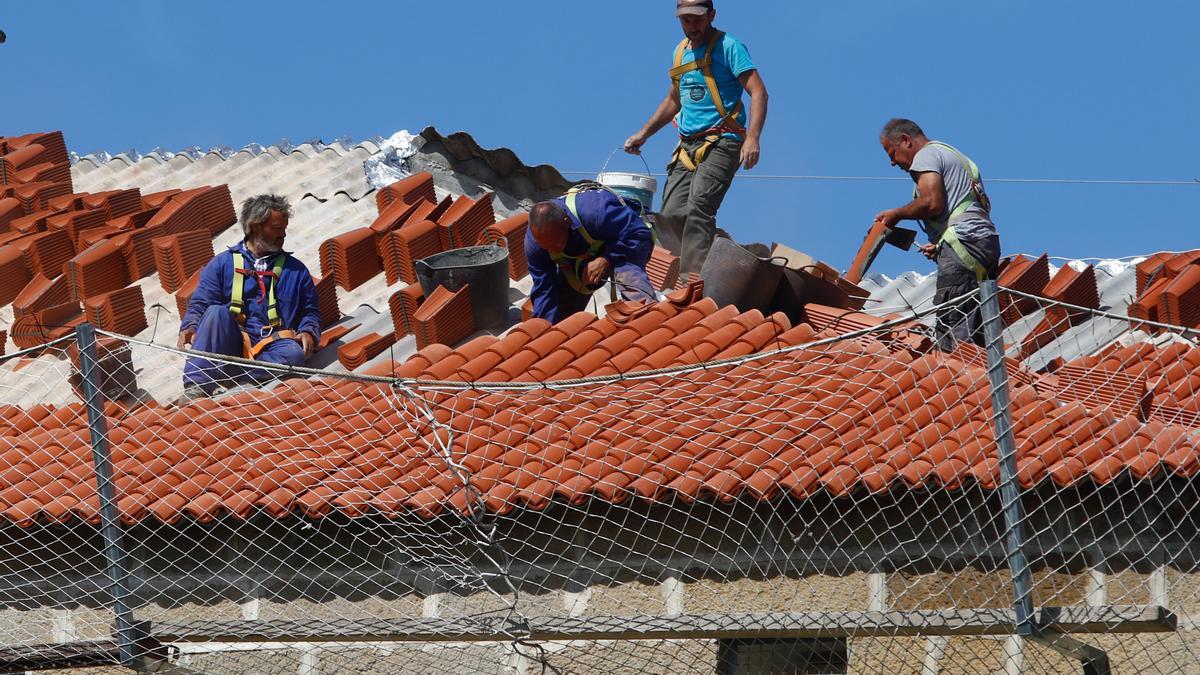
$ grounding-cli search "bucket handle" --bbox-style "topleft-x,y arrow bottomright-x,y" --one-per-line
600,147 -> 653,179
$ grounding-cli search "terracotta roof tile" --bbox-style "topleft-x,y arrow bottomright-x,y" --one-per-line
378,219 -> 442,285
387,283 -> 424,338
152,229 -> 212,294
436,193 -> 495,250
374,172 -> 437,214
319,228 -> 382,291
412,284 -> 474,350
481,213 -> 529,281
66,238 -> 130,303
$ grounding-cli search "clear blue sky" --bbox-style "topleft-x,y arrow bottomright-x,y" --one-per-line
4,1 -> 1196,275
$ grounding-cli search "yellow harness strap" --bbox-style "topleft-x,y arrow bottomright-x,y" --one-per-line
669,31 -> 746,172
229,251 -> 296,357
915,142 -> 992,282
550,188 -> 615,300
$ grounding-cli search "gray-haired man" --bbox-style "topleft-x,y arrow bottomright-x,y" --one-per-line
874,118 -> 1002,350
178,194 -> 321,394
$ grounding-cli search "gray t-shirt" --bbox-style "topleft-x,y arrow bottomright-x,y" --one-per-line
909,141 -> 997,242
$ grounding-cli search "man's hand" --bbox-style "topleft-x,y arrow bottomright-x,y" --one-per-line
177,328 -> 195,350
624,133 -> 647,155
917,243 -> 938,261
583,257 -> 611,287
873,209 -> 902,230
299,331 -> 316,356
740,136 -> 761,170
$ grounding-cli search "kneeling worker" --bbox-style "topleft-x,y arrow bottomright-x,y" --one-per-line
178,194 -> 322,395
873,119 -> 1001,350
526,186 -> 658,324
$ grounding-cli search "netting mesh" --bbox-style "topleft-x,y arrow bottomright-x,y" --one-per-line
1,285 -> 1198,674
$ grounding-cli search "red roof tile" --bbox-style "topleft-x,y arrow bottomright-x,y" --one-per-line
319,228 -> 382,291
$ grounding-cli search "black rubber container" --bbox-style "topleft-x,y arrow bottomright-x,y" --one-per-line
415,245 -> 510,329
699,237 -> 786,313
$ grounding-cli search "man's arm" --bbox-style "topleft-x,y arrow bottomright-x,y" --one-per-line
294,270 -> 322,355
525,234 -> 561,323
738,69 -> 767,170
873,172 -> 946,260
624,81 -> 682,155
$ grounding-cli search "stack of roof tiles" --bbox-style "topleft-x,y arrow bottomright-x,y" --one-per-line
145,185 -> 236,237
175,270 -> 201,319
21,229 -> 74,278
319,229 -> 381,291
997,253 -> 1051,324
83,285 -> 147,336
378,219 -> 442,285
1128,250 -> 1200,329
82,189 -> 144,221
437,193 -> 495,250
481,213 -> 529,281
153,230 -> 214,294
646,246 -> 681,291
0,132 -> 71,192
10,301 -> 82,351
388,284 -> 425,338
412,284 -> 474,350
1019,263 -> 1100,358
375,172 -> 437,213
46,209 -> 108,249
313,275 -> 341,328
0,245 -> 30,306
66,337 -> 137,403
65,239 -> 130,303
337,331 -> 397,371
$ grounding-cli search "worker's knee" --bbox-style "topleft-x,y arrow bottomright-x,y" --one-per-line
198,304 -> 236,330
256,338 -> 306,367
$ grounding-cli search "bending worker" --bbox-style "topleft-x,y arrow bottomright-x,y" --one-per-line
178,194 -> 321,395
526,186 -> 657,324
873,119 -> 1002,350
624,0 -> 768,276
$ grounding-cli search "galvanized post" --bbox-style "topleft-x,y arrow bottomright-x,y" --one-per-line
978,280 -> 1036,637
75,322 -> 139,665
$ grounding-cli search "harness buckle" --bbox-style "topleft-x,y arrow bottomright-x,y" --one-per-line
259,325 -> 274,338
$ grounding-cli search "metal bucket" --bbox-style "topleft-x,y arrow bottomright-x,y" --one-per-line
415,244 -> 510,329
699,237 -> 786,313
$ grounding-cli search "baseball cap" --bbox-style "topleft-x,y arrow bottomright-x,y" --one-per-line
676,0 -> 714,17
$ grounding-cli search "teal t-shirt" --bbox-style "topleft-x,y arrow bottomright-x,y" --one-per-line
674,32 -> 756,137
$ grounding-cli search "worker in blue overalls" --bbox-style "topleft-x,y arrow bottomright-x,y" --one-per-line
178,194 -> 322,396
525,185 -> 658,324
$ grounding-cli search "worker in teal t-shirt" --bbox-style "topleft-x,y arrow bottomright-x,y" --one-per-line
624,0 -> 769,276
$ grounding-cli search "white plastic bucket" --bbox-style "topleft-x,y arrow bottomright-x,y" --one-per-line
597,171 -> 658,214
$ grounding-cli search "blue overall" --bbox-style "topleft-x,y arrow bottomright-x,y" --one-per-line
181,242 -> 322,391
525,190 -> 657,324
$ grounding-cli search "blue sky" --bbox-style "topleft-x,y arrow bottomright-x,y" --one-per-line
3,1 -> 1196,275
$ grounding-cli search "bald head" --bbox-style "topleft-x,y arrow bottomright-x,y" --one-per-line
529,201 -> 570,253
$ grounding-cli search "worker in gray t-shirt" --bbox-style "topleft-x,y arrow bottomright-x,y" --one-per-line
873,118 -> 1002,351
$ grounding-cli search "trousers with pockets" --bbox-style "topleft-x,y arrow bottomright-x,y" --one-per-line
659,135 -> 743,275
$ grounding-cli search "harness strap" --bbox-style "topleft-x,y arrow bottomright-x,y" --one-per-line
939,226 -> 988,283
240,329 -> 298,360
669,31 -> 747,173
229,251 -> 287,327
552,189 -> 615,300
911,142 -> 992,282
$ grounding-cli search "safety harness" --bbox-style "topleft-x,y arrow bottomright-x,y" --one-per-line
917,142 -> 993,282
668,30 -> 747,171
551,187 -> 616,300
229,251 -> 298,358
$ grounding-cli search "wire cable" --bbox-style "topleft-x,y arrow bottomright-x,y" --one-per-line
559,171 -> 1200,186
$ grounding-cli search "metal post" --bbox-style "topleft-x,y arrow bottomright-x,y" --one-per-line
75,322 -> 139,665
978,281 -> 1036,637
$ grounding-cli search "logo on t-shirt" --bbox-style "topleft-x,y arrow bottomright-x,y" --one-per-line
686,84 -> 706,102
